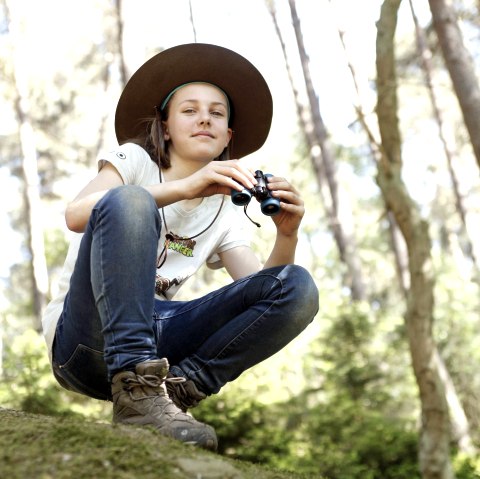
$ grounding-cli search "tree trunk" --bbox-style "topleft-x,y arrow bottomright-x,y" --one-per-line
408,0 -> 476,455
376,1 -> 454,478
410,0 -> 480,280
428,0 -> 480,171
6,0 -> 49,330
331,7 -> 410,301
286,0 -> 366,301
113,0 -> 127,88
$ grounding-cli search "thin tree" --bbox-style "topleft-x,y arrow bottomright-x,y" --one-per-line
189,0 -> 198,43
285,0 -> 366,301
265,1 -> 330,247
408,0 -> 476,455
410,0 -> 480,280
376,1 -> 454,477
331,0 -> 475,456
329,0 -> 410,299
428,0 -> 480,171
5,0 -> 49,330
113,0 -> 127,87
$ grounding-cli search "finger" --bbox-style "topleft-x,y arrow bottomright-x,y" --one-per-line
266,176 -> 298,194
209,166 -> 254,191
271,189 -> 303,206
215,163 -> 256,189
278,201 -> 305,219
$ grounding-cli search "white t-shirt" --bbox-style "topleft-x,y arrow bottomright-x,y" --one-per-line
42,143 -> 250,360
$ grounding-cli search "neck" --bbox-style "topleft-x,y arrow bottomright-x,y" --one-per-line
163,155 -> 211,181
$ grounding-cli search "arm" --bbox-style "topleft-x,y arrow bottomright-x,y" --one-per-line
65,163 -> 124,232
66,156 -> 258,233
263,175 -> 303,269
219,175 -> 303,279
219,246 -> 262,281
65,162 -> 187,232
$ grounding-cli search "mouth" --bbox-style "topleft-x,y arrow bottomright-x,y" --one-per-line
192,131 -> 214,138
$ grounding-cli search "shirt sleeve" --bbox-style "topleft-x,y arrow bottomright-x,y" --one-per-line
97,143 -> 154,185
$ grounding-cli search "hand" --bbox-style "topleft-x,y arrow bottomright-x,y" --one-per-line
266,175 -> 304,237
182,160 -> 256,199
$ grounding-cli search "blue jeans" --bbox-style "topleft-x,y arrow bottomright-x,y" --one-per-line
53,185 -> 319,401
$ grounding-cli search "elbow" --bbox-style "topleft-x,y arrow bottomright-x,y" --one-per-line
65,203 -> 87,233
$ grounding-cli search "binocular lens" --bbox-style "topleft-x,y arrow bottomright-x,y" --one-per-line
261,198 -> 280,216
231,190 -> 252,205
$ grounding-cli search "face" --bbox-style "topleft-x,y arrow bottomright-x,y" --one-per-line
163,83 -> 232,163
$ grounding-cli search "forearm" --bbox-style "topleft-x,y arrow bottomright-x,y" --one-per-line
263,232 -> 298,269
66,179 -> 188,233
145,179 -> 187,208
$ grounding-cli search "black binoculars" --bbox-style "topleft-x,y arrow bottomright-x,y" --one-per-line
231,170 -> 280,216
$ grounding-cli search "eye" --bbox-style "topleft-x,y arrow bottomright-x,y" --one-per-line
211,110 -> 225,117
183,108 -> 196,114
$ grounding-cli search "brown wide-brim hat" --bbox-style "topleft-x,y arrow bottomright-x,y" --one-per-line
115,43 -> 273,159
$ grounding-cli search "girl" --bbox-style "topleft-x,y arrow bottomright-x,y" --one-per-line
42,43 -> 319,451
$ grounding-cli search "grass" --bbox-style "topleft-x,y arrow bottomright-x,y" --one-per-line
0,407 -> 320,479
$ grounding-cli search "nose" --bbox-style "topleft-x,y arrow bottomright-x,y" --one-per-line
198,108 -> 211,125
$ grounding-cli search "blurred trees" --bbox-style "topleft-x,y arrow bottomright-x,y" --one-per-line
1,0 -> 480,478
375,1 -> 452,476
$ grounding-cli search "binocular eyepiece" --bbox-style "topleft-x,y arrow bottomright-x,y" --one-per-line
231,170 -> 280,216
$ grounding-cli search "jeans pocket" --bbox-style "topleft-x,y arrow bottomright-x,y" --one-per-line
54,344 -> 111,401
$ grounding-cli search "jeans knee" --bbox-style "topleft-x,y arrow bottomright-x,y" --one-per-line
96,185 -> 161,234
281,264 -> 319,326
105,185 -> 156,214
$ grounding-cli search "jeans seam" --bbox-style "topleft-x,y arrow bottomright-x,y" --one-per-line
159,271 -> 283,321
94,206 -> 116,366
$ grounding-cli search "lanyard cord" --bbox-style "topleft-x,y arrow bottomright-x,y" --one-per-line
156,169 -> 225,268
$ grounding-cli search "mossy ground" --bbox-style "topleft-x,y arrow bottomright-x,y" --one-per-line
0,408 -> 320,479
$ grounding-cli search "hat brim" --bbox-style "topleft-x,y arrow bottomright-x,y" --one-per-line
115,43 -> 273,159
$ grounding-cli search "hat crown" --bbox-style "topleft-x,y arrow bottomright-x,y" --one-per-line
115,43 -> 273,159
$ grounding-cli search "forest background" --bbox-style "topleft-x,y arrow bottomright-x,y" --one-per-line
1,0 -> 480,478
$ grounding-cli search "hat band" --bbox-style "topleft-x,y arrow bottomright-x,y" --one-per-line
159,82 -> 231,120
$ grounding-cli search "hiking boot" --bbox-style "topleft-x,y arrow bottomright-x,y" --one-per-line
112,358 -> 217,451
166,372 -> 207,412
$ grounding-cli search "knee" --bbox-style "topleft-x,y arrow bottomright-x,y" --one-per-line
94,185 -> 161,235
102,185 -> 158,219
104,185 -> 156,213
280,264 -> 319,326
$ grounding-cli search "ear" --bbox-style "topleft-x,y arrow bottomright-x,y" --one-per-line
225,128 -> 233,147
162,121 -> 170,140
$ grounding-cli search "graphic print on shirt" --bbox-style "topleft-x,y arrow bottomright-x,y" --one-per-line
155,273 -> 189,295
155,232 -> 197,295
165,232 -> 196,257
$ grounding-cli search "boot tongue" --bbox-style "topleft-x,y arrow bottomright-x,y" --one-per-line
136,359 -> 169,378
134,359 -> 170,397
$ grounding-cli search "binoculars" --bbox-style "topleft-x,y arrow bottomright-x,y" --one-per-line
231,170 -> 280,216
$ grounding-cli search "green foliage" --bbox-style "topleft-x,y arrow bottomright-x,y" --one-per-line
0,329 -> 110,421
454,454 -> 480,479
194,388 -> 295,466
289,396 -> 420,479
44,228 -> 68,272
185,302 -> 421,478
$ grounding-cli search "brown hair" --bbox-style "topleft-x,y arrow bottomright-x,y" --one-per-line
124,104 -> 231,171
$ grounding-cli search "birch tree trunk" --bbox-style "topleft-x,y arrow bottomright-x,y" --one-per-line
286,0 -> 366,301
428,0 -> 480,171
376,1 -> 454,477
6,0 -> 49,330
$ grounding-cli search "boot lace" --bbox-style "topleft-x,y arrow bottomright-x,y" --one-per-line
166,374 -> 206,411
123,373 -> 186,400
